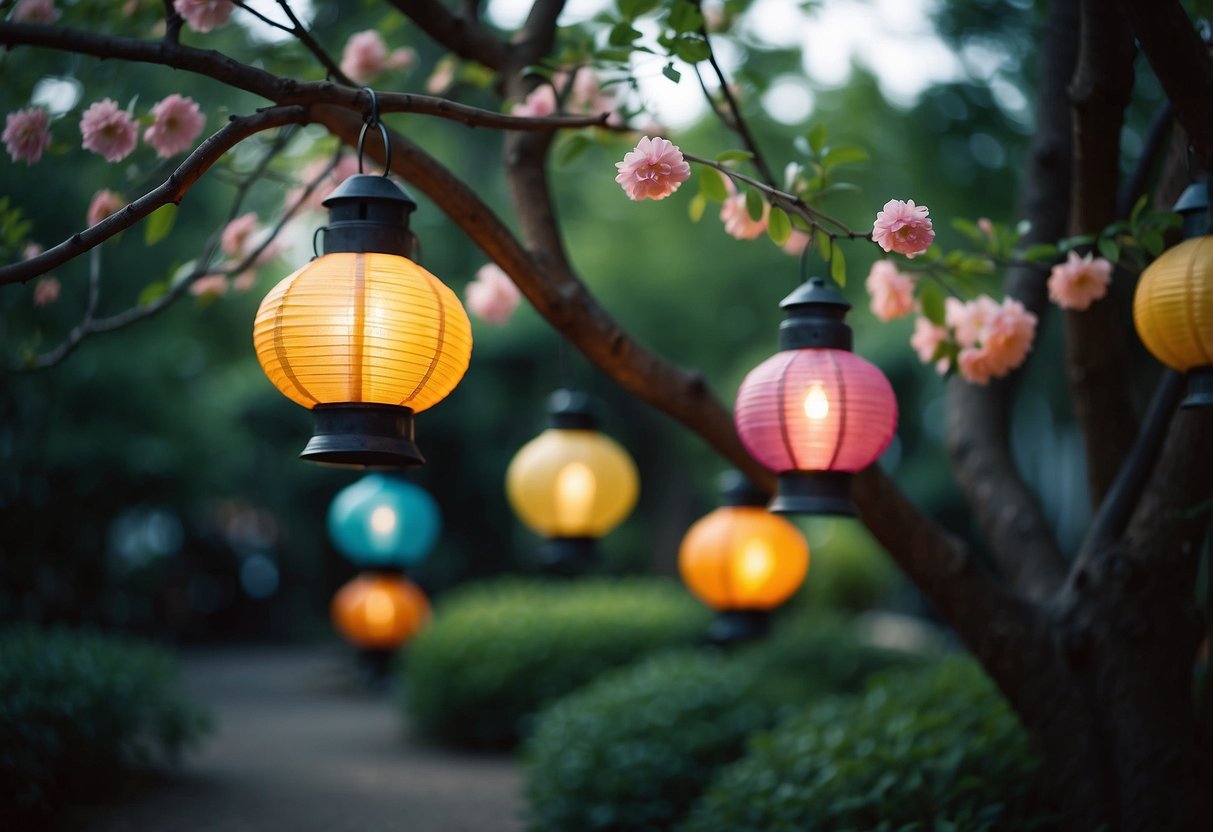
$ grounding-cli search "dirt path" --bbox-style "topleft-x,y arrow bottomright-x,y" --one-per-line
68,646 -> 525,832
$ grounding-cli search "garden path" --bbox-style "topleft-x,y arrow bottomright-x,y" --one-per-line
67,646 -> 525,832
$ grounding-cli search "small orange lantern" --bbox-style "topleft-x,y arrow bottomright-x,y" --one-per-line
1133,182 -> 1213,407
678,471 -> 809,641
330,571 -> 430,650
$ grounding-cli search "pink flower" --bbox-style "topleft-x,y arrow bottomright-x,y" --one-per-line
232,270 -> 257,292
387,47 -> 417,71
22,242 -> 44,260
80,99 -> 138,162
512,85 -> 557,119
221,213 -> 260,257
143,94 -> 205,158
562,69 -> 615,117
720,192 -> 768,239
190,273 -> 228,297
614,136 -> 692,202
172,0 -> 233,33
977,217 -> 994,239
465,263 -> 521,326
426,58 -> 457,95
2,107 -> 52,164
781,229 -> 811,256
286,153 -> 359,214
910,316 -> 949,373
33,276 -> 61,306
13,0 -> 60,23
86,189 -> 126,226
865,260 -> 915,321
1047,250 -> 1113,311
950,296 -> 1037,384
945,295 -> 999,349
872,198 -> 935,258
340,30 -> 388,84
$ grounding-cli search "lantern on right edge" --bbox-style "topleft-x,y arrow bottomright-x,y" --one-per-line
734,277 -> 898,516
1133,182 -> 1213,407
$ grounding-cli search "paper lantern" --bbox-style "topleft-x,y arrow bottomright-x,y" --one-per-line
254,174 -> 473,466
735,277 -> 897,515
678,471 -> 809,641
330,571 -> 430,650
506,390 -> 639,570
1133,182 -> 1213,407
327,474 -> 441,568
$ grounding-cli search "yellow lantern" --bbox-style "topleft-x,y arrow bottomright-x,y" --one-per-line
506,390 -> 639,571
330,571 -> 430,651
678,471 -> 809,641
254,172 -> 473,466
1133,182 -> 1213,407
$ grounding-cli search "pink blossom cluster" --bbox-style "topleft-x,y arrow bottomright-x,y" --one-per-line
143,94 -> 205,158
218,212 -> 280,291
512,86 -> 557,119
1047,250 -> 1112,311
872,198 -> 935,258
465,263 -> 521,326
3,107 -> 52,164
719,180 -> 769,240
12,0 -> 60,23
339,30 -> 416,84
173,0 -> 233,33
614,136 -> 691,201
87,189 -> 126,227
73,95 -> 206,164
946,295 -> 1037,384
865,260 -> 915,321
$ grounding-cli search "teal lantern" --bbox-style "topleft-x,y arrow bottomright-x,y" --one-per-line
327,474 -> 441,568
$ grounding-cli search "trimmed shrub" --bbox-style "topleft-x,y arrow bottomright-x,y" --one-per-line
0,627 -> 212,819
682,658 -> 1050,832
401,577 -> 710,746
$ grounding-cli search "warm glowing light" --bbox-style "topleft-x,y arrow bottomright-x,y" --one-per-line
364,588 -> 396,633
734,538 -> 777,594
803,384 -> 830,420
369,505 -> 398,538
330,573 -> 430,650
555,461 -> 597,528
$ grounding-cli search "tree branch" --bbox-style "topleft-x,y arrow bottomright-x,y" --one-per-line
513,0 -> 566,70
1064,0 -> 1139,508
387,0 -> 510,71
697,19 -> 777,188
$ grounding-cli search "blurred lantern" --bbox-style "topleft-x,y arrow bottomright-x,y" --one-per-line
734,277 -> 898,515
253,104 -> 472,467
1133,181 -> 1213,407
331,571 -> 430,651
506,390 -> 640,572
679,470 -> 809,642
328,473 -> 441,569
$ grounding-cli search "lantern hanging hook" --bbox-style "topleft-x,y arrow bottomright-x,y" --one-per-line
356,87 -> 391,177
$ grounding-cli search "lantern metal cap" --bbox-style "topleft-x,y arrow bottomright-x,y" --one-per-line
546,389 -> 599,430
708,610 -> 771,644
301,403 -> 425,468
769,470 -> 856,516
541,536 -> 597,575
1173,181 -> 1211,239
717,469 -> 770,507
778,277 -> 854,351
321,174 -> 418,257
1182,366 -> 1213,408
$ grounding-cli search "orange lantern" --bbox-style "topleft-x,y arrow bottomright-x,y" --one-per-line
1133,182 -> 1213,407
678,472 -> 809,641
330,571 -> 430,650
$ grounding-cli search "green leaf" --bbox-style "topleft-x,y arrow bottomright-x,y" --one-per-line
1057,234 -> 1095,252
138,280 -> 169,307
1019,243 -> 1058,264
557,134 -> 592,165
1096,236 -> 1120,264
715,149 -> 753,164
618,0 -> 661,20
829,244 -> 847,287
767,207 -> 792,245
144,204 -> 177,247
1141,228 -> 1166,257
952,218 -> 983,244
672,36 -> 711,63
1129,193 -> 1149,227
822,145 -> 868,168
608,22 -> 642,46
745,188 -> 765,222
688,192 -> 706,223
918,280 -> 946,325
814,228 -> 832,258
667,0 -> 705,33
806,124 -> 828,156
661,62 -> 681,83
699,168 -> 729,202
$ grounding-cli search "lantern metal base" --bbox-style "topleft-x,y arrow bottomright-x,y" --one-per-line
709,610 -> 771,644
769,471 -> 856,516
301,403 -> 425,468
541,536 -> 598,576
1182,367 -> 1213,408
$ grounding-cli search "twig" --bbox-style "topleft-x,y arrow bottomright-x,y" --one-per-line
271,0 -> 350,84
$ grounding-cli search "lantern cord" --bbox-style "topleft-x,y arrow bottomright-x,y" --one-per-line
357,87 -> 392,177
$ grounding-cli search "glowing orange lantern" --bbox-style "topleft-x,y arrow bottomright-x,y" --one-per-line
679,471 -> 809,641
330,571 -> 430,650
1133,182 -> 1213,407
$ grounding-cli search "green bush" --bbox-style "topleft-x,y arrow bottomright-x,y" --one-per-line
0,626 -> 212,819
682,658 -> 1050,832
401,577 -> 710,746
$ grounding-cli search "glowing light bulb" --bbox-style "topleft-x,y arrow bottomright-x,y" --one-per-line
555,461 -> 597,530
803,384 -> 830,420
734,537 -> 776,594
369,505 -> 398,540
365,588 -> 396,634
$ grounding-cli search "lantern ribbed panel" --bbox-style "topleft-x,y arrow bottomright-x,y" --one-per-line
253,252 -> 472,413
678,506 -> 809,611
1133,236 -> 1213,371
506,428 -> 640,538
735,348 -> 897,473
330,573 -> 430,650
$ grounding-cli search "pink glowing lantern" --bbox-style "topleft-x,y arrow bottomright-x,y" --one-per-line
735,277 -> 898,515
